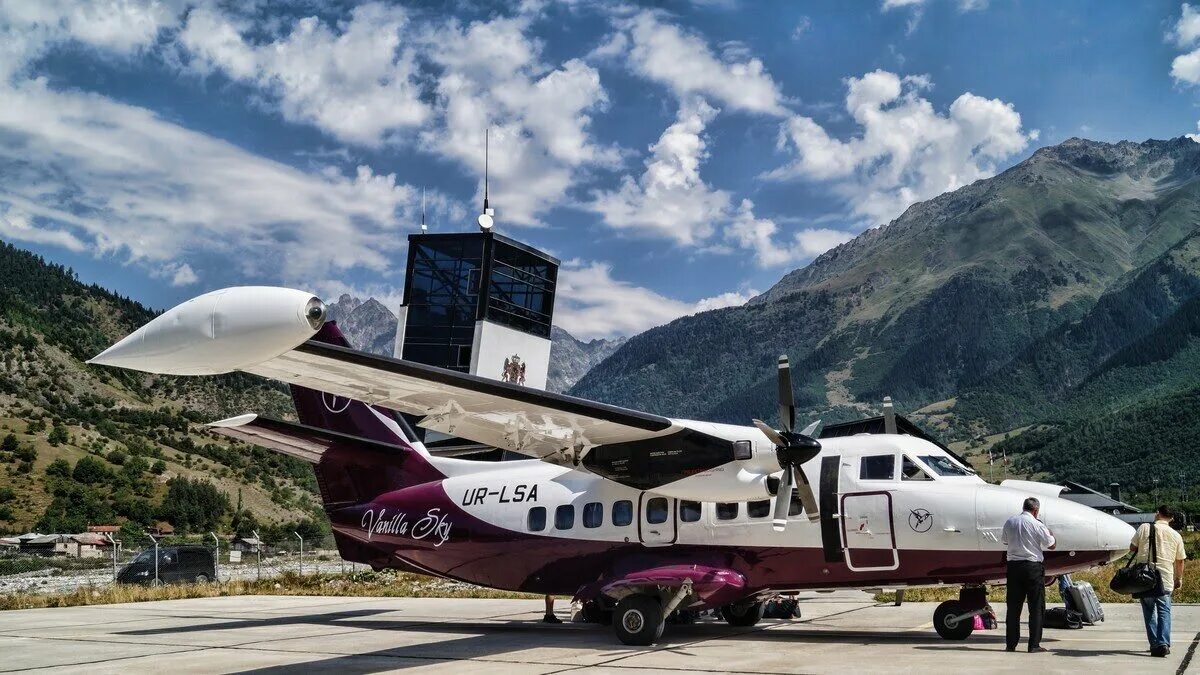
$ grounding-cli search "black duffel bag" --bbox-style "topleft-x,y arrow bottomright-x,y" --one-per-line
1110,521 -> 1163,597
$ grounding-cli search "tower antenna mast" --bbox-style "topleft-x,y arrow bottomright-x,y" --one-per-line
477,128 -> 495,231
421,186 -> 427,232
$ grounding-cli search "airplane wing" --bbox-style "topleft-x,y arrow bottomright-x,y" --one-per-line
240,340 -> 708,462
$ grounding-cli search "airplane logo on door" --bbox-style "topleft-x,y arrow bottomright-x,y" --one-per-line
908,508 -> 933,533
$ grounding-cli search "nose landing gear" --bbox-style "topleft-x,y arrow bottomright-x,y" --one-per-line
933,586 -> 990,640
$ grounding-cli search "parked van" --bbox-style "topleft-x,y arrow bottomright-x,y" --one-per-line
117,545 -> 215,584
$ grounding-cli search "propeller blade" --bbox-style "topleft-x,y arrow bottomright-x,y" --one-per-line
794,467 -> 820,522
752,418 -> 786,448
777,355 -> 795,433
771,465 -> 795,532
799,419 -> 823,439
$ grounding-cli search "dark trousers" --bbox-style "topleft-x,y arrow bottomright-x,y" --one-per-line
1006,560 -> 1046,650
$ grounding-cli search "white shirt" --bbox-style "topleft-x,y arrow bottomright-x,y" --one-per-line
1002,511 -> 1055,562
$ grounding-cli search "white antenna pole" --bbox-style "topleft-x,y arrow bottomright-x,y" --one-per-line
421,186 -> 427,232
483,128 -> 489,213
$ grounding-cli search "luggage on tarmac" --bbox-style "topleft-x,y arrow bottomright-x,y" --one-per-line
1044,607 -> 1084,629
1067,580 -> 1104,624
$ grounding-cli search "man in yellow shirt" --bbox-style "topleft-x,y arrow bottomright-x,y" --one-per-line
1130,505 -> 1187,658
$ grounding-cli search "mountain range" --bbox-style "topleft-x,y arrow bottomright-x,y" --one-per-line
570,137 -> 1200,498
328,295 -> 625,393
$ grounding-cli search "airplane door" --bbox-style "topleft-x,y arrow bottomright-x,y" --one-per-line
638,493 -> 676,546
840,491 -> 900,572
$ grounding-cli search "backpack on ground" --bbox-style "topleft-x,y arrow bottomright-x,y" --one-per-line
1067,581 -> 1104,624
1043,607 -> 1084,629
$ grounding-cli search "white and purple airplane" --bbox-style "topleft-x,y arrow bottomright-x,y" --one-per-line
90,286 -> 1135,645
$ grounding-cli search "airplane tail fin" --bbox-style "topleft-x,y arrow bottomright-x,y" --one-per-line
287,322 -> 443,506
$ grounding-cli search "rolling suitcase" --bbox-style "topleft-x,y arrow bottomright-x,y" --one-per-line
1067,581 -> 1104,624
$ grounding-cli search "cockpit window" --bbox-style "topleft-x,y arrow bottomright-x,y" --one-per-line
920,455 -> 974,477
902,455 -> 932,481
860,454 -> 895,480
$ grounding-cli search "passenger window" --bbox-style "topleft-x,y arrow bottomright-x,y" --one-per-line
748,500 -> 771,518
902,456 -> 932,481
788,491 -> 803,516
680,500 -> 701,522
716,502 -> 739,520
528,506 -> 546,531
583,502 -> 603,528
646,497 -> 668,524
555,505 -> 574,530
613,500 -> 633,526
860,454 -> 896,480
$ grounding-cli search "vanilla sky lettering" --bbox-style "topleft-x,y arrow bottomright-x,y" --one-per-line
361,508 -> 452,547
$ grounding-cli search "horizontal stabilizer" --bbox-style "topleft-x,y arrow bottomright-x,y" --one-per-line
207,414 -> 411,463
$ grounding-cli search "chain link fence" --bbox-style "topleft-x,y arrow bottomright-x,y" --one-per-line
0,534 -> 369,595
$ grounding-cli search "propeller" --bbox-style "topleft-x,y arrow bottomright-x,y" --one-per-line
754,355 -> 822,530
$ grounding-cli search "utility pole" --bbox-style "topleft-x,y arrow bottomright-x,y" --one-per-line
209,532 -> 219,583
105,533 -> 118,581
146,533 -> 160,586
252,529 -> 262,580
294,532 -> 303,576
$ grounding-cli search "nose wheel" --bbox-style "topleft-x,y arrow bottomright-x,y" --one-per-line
933,600 -> 975,640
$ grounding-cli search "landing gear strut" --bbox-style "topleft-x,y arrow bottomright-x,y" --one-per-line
612,581 -> 694,646
933,586 -> 989,641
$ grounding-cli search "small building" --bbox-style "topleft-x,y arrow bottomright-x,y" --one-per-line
86,525 -> 120,535
146,523 -> 175,537
231,536 -> 264,553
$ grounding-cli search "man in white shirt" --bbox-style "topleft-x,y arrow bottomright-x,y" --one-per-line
1001,497 -> 1056,653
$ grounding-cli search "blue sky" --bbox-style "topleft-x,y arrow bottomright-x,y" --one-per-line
1,0 -> 1199,339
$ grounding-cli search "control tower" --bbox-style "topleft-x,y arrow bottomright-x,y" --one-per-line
393,230 -> 559,390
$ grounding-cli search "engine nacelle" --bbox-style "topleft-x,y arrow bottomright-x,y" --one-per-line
88,286 -> 326,375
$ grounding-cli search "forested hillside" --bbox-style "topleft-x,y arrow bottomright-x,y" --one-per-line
0,241 -> 326,539
573,137 -> 1200,497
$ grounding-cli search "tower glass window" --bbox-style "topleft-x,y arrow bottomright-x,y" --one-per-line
399,232 -> 559,370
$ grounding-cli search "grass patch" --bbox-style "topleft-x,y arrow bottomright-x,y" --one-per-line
0,570 -> 539,611
875,558 -> 1200,604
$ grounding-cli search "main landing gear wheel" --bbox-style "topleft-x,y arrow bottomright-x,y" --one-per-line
933,600 -> 975,640
721,601 -> 765,627
614,594 -> 664,646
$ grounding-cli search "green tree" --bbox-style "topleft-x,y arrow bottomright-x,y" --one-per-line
106,449 -> 126,465
159,477 -> 230,533
47,423 -> 68,446
45,458 -> 70,478
25,419 -> 45,434
13,444 -> 36,463
0,433 -> 17,454
150,459 -> 166,475
0,487 -> 14,503
72,455 -> 109,484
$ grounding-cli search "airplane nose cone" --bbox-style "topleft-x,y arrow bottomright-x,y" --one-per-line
1097,512 -> 1137,561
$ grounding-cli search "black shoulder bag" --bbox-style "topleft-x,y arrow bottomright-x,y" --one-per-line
1110,522 -> 1164,597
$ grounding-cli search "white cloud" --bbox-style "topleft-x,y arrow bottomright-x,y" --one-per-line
768,70 -> 1035,224
0,80 -> 459,285
418,15 -> 617,227
589,99 -> 730,245
0,203 -> 87,252
609,11 -> 787,116
882,0 -> 925,8
554,260 -> 752,339
792,16 -> 812,40
0,0 -> 184,82
178,3 -> 429,147
1172,3 -> 1200,47
726,200 -> 853,267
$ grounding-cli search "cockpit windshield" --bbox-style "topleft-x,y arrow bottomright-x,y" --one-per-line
919,454 -> 974,476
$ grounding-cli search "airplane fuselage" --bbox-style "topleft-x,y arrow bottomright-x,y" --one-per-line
329,429 -> 1134,607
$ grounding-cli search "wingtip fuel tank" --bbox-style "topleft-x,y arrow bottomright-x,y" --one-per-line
88,286 -> 326,375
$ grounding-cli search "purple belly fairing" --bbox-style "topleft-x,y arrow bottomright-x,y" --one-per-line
330,479 -> 1114,606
